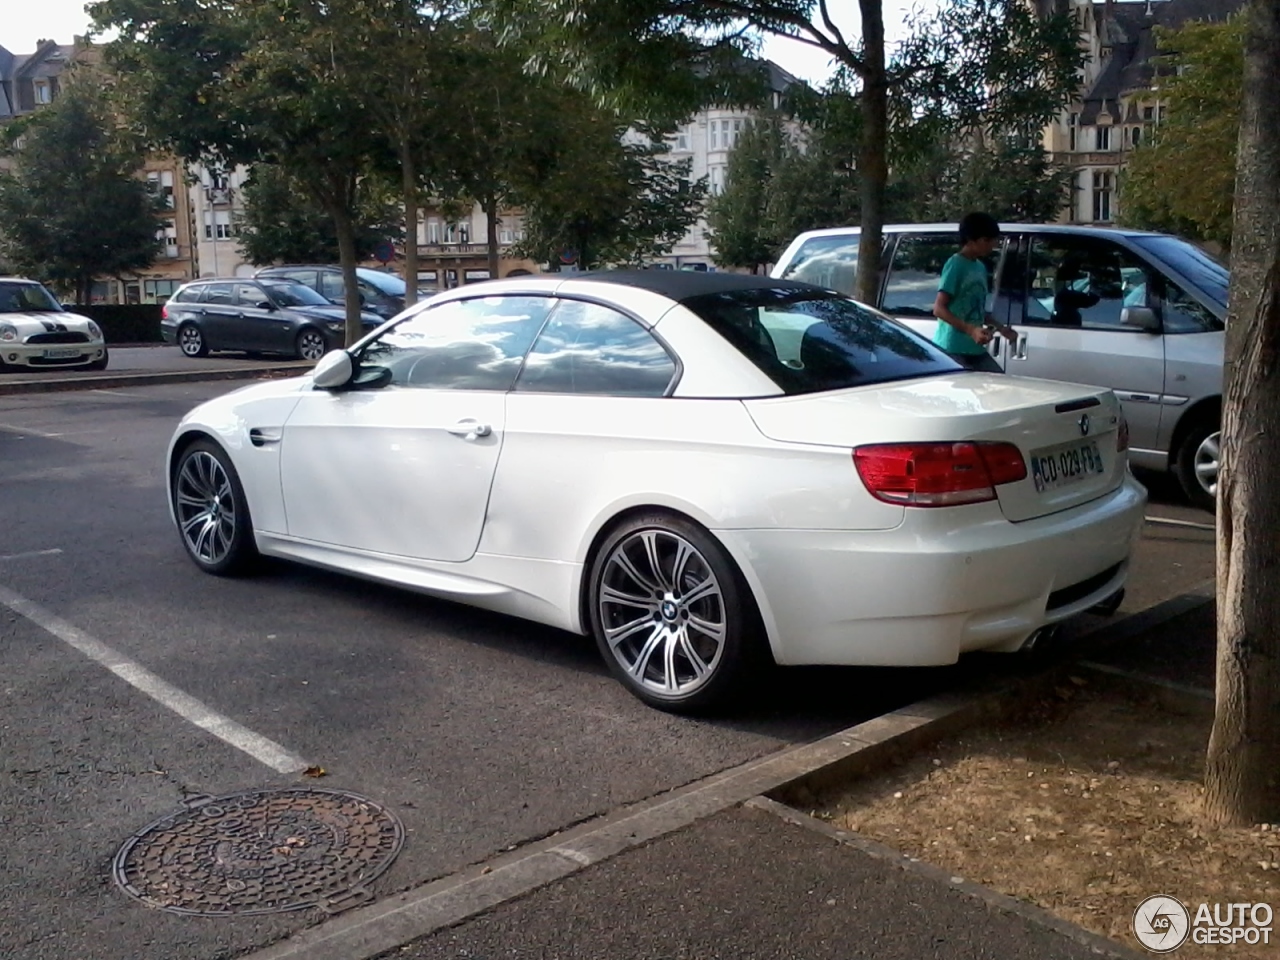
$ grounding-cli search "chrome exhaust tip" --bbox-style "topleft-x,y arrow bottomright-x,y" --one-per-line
1020,624 -> 1061,656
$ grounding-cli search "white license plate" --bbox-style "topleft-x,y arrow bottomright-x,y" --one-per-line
42,348 -> 83,359
1030,439 -> 1105,492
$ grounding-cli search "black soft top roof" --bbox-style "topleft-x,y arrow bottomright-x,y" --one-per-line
574,269 -> 833,302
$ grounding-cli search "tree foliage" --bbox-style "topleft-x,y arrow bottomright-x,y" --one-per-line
1120,15 -> 1245,251
0,72 -> 160,303
236,164 -> 402,266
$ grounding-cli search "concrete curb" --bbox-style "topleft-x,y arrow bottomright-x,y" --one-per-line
240,583 -> 1216,960
0,364 -> 309,396
745,797 -> 1146,959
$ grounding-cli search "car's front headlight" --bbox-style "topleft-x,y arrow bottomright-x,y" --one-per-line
87,320 -> 103,340
0,323 -> 17,342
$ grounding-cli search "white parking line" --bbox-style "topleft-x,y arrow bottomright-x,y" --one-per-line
0,422 -> 63,439
0,584 -> 310,774
1144,515 -> 1216,531
0,548 -> 63,563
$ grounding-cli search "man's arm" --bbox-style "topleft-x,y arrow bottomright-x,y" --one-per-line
933,291 -> 992,346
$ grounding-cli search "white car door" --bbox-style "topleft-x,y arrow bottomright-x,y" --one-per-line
278,295 -> 552,562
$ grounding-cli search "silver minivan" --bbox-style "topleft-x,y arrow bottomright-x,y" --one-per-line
771,223 -> 1226,510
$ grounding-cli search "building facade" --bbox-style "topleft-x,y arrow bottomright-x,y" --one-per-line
1042,0 -> 1243,226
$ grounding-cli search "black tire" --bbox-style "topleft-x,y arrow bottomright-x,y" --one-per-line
586,512 -> 768,714
87,348 -> 109,371
178,323 -> 209,358
1173,415 -> 1220,513
171,439 -> 257,576
295,327 -> 328,362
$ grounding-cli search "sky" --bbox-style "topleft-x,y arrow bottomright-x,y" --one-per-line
6,0 -> 928,87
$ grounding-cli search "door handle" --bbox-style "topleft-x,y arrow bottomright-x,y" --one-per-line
1013,335 -> 1029,361
248,427 -> 281,447
447,419 -> 492,440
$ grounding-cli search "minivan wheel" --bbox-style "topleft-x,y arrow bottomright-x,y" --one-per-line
586,513 -> 768,714
1174,419 -> 1219,513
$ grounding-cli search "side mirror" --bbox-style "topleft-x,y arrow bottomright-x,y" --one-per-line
1121,306 -> 1160,332
311,350 -> 353,389
256,300 -> 275,311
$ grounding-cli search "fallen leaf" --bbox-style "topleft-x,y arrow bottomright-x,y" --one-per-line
304,766 -> 327,778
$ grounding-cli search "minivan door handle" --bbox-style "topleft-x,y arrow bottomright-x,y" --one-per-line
447,419 -> 492,440
1013,335 -> 1029,361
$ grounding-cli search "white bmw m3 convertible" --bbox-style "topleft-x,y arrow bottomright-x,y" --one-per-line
167,271 -> 1146,712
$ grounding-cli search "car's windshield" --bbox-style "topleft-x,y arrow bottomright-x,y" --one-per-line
356,269 -> 406,296
1129,235 -> 1229,308
0,280 -> 63,313
682,287 -> 961,395
260,280 -> 332,307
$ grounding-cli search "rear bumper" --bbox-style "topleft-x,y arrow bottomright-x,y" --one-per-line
716,475 -> 1147,667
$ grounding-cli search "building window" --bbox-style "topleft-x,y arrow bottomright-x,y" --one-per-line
1093,171 -> 1114,222
709,120 -> 720,150
1068,113 -> 1079,151
156,218 -> 179,257
143,279 -> 179,304
500,228 -> 514,244
34,80 -> 51,104
1142,105 -> 1154,121
709,164 -> 726,195
731,118 -> 743,147
204,210 -> 233,239
1096,125 -> 1111,151
148,171 -> 176,209
427,220 -> 441,244
1131,126 -> 1142,147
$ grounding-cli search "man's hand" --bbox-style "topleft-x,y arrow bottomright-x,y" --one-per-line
970,325 -> 993,346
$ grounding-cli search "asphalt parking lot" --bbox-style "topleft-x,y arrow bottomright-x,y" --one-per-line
0,380 -> 1215,960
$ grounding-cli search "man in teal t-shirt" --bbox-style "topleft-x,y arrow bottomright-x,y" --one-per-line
931,212 -> 1015,373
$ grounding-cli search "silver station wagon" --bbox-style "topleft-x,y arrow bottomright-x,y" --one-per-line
772,223 -> 1226,511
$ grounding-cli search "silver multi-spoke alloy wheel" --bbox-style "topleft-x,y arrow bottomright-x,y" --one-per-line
179,324 -> 205,357
175,450 -> 238,567
297,328 -> 327,361
1193,430 -> 1220,500
597,529 -> 728,699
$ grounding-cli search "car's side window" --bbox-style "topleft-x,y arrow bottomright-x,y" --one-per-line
1025,238 -> 1154,329
1161,278 -> 1223,334
319,273 -> 345,301
358,296 -> 552,390
515,299 -> 676,397
171,286 -> 199,304
778,235 -> 860,297
235,283 -> 266,307
882,235 -> 973,317
201,282 -> 235,306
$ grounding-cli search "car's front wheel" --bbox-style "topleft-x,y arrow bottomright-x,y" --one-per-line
295,327 -> 328,362
587,513 -> 767,713
1174,415 -> 1219,513
172,440 -> 256,575
178,323 -> 208,358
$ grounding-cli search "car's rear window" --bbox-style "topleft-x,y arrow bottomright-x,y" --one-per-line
681,288 -> 960,395
777,235 -> 860,296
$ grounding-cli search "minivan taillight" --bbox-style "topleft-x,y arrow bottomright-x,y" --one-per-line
853,442 -> 1028,507
161,304 -> 169,320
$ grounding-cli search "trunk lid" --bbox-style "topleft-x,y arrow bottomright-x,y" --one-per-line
743,373 -> 1126,522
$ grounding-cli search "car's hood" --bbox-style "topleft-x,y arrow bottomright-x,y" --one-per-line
293,306 -> 381,326
0,310 -> 99,337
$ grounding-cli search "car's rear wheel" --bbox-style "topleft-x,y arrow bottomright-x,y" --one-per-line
172,440 -> 256,576
178,323 -> 208,358
295,327 -> 328,362
587,513 -> 767,713
1174,416 -> 1219,513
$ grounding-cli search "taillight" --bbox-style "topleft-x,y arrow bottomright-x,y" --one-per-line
161,304 -> 169,320
853,441 -> 1028,507
1116,415 -> 1129,452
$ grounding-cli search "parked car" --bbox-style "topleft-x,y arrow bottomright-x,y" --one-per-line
161,278 -> 383,361
167,271 -> 1145,713
0,278 -> 108,372
254,264 -> 433,320
771,224 -> 1226,511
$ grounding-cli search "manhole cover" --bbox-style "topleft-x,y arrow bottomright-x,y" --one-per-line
112,788 -> 405,916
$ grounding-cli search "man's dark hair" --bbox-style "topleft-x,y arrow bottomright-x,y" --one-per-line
958,212 -> 1002,243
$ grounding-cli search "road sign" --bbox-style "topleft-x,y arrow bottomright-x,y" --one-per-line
373,241 -> 395,264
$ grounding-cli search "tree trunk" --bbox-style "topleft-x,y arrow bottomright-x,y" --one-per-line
485,195 -> 501,280
401,138 -> 419,308
1204,0 -> 1280,826
855,0 -> 888,306
332,204 -> 363,348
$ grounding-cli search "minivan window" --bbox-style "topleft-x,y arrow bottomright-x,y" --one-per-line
777,235 -> 860,297
883,235 -> 981,317
1024,238 -> 1155,329
1129,235 -> 1228,309
682,288 -> 960,395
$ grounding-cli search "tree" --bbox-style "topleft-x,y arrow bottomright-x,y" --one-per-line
1204,0 -> 1280,825
486,0 -> 1083,302
1120,16 -> 1245,251
706,114 -> 790,271
94,0 -> 392,345
0,74 -> 159,303
236,164 -> 402,267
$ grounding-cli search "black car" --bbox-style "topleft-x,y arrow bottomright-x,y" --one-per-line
254,265 -> 432,320
161,278 -> 383,361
